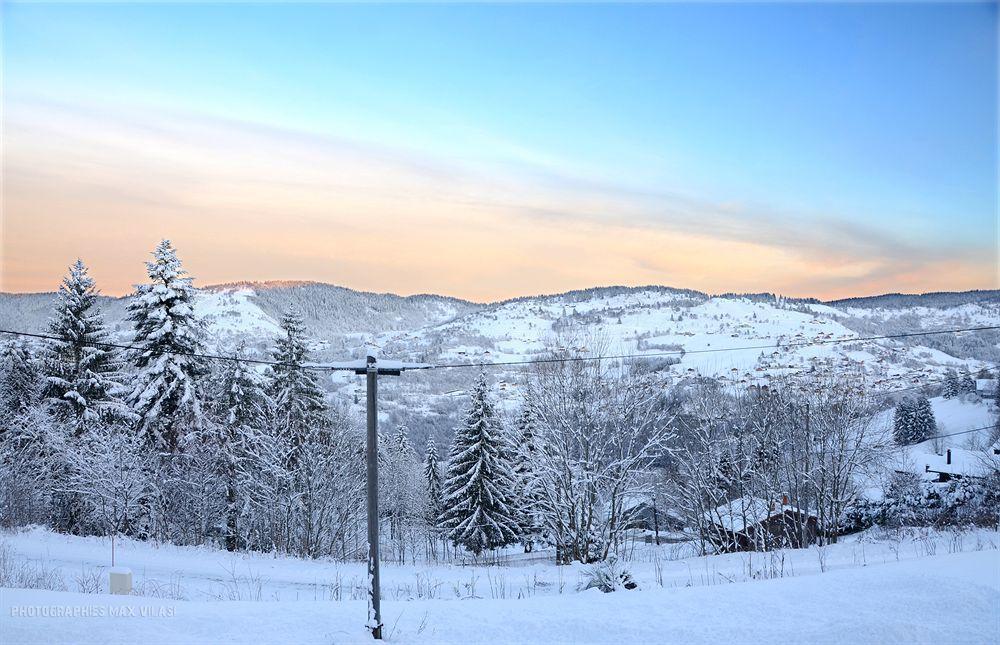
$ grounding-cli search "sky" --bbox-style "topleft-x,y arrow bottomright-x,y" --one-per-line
1,2 -> 996,302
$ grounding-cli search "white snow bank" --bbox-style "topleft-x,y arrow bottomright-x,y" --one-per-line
3,548 -> 998,644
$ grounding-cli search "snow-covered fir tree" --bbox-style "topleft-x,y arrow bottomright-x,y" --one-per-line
269,306 -> 327,465
894,396 -> 937,445
211,343 -> 272,551
393,423 -> 415,459
943,370 -> 961,399
423,437 -> 443,529
910,396 -> 937,443
439,373 -> 519,556
126,240 -> 206,452
215,344 -> 272,435
42,260 -> 126,431
509,393 -> 543,551
893,399 -> 914,445
959,370 -> 976,396
0,339 -> 40,427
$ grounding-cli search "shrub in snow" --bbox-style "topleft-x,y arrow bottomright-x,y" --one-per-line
842,471 -> 1000,532
577,555 -> 638,593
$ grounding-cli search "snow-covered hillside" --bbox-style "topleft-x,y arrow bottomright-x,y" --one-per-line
2,284 -> 997,409
385,287 -> 996,388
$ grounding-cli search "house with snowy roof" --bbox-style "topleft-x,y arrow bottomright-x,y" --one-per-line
896,448 -> 1000,483
704,495 -> 817,552
975,379 -> 996,398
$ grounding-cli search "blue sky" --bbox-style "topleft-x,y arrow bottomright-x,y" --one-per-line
2,2 -> 996,298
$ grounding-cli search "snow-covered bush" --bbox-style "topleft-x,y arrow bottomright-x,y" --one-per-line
577,555 -> 638,593
843,472 -> 1000,531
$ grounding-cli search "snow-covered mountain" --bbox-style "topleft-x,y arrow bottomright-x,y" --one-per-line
2,282 -> 997,405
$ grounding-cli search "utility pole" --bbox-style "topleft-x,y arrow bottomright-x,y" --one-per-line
365,359 -> 382,639
329,353 -> 431,640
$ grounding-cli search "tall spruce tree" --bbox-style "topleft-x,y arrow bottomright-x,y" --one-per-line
943,370 -> 960,399
910,396 -> 938,444
424,437 -> 443,528
42,260 -> 126,431
894,396 -> 937,445
0,339 -> 40,427
213,343 -> 272,551
439,373 -> 519,555
269,307 -> 326,465
510,394 -> 543,551
126,240 -> 206,452
394,423 -> 414,459
959,370 -> 976,396
893,399 -> 915,445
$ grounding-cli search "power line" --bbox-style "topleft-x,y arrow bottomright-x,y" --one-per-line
0,328 -> 303,371
932,424 -> 997,441
715,425 -> 999,461
0,324 -> 997,375
833,424 -> 999,458
798,374 -> 985,398
2,328 -> 993,458
425,325 -> 1000,370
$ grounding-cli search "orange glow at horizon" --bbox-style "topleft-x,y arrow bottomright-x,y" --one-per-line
1,99 -> 995,302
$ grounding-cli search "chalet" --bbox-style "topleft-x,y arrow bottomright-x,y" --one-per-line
923,448 -> 999,483
704,496 -> 817,552
975,379 -> 997,399
893,447 -> 1000,483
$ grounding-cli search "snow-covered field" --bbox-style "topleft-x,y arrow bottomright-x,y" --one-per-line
2,526 -> 998,644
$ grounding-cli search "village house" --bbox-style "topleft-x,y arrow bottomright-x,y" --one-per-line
894,447 -> 1000,484
704,496 -> 818,552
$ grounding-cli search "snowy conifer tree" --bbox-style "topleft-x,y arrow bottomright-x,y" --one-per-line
42,260 -> 127,431
126,240 -> 206,452
510,394 -> 543,551
0,339 -> 40,427
394,423 -> 415,460
943,370 -> 960,399
424,437 -> 443,528
894,396 -> 936,445
269,307 -> 327,465
212,343 -> 272,551
910,396 -> 937,444
893,399 -> 915,445
439,373 -> 519,556
959,370 -> 976,396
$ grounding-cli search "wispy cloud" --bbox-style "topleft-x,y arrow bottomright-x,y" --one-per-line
2,96 -> 994,300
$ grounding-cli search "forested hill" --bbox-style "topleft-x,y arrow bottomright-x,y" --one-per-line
827,290 -> 1000,309
2,284 -> 996,375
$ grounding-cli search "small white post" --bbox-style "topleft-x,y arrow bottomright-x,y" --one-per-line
109,532 -> 132,595
109,567 -> 132,595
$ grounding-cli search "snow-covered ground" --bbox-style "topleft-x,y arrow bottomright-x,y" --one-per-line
2,526 -> 998,644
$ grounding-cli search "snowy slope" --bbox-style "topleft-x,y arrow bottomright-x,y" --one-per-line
379,287 -> 994,389
875,395 -> 998,485
2,531 -> 997,645
1,284 -> 995,399
195,288 -> 284,340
